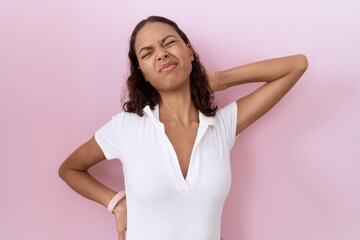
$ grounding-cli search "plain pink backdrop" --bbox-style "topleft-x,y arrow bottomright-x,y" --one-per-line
1,0 -> 359,239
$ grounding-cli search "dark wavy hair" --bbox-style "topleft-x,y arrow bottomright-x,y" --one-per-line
122,16 -> 218,117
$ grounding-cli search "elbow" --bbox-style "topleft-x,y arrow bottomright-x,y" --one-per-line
58,166 -> 65,179
58,163 -> 69,180
296,54 -> 308,70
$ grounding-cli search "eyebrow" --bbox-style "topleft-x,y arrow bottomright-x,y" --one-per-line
138,35 -> 177,55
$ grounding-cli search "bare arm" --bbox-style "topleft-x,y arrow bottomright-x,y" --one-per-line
58,135 -> 117,208
208,54 -> 308,136
59,136 -> 128,238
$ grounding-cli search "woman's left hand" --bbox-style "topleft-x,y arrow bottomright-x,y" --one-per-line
206,70 -> 218,93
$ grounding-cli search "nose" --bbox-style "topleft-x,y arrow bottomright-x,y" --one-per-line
157,50 -> 168,61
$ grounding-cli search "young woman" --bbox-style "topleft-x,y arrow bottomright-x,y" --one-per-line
59,16 -> 308,240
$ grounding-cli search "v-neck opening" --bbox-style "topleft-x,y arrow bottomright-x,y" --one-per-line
163,122 -> 199,182
161,121 -> 206,192
157,105 -> 200,182
143,104 -> 215,192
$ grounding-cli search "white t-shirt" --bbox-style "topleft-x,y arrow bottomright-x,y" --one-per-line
95,101 -> 238,240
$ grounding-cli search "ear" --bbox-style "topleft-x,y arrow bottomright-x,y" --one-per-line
187,43 -> 195,62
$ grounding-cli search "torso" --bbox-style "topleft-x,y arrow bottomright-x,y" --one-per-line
163,122 -> 199,179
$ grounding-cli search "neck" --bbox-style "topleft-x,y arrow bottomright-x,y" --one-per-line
157,79 -> 198,126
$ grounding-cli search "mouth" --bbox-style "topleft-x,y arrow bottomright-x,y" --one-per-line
159,61 -> 178,73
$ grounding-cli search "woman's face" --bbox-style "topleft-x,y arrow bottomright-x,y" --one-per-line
134,21 -> 194,93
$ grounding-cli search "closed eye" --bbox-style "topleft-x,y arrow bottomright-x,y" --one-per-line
165,40 -> 176,46
141,52 -> 152,59
141,41 -> 175,59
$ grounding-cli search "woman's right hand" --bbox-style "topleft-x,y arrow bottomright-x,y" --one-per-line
113,197 -> 127,240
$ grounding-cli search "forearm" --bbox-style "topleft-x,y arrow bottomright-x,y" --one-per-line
60,169 -> 117,208
215,54 -> 308,92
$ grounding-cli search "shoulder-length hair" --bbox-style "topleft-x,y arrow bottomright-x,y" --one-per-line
122,15 -> 218,117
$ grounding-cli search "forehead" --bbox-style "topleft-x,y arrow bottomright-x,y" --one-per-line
134,22 -> 180,51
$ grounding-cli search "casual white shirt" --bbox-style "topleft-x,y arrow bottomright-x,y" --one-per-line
95,101 -> 238,240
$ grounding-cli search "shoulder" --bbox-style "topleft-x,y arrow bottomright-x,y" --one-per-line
112,109 -> 147,125
113,110 -> 142,120
214,101 -> 237,120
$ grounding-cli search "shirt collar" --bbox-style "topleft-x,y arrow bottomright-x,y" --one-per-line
143,104 -> 215,127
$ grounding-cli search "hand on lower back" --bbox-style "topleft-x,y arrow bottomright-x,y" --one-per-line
113,197 -> 127,240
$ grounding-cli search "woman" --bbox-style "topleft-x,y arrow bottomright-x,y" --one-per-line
58,16 -> 308,240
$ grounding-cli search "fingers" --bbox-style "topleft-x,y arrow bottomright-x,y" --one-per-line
118,231 -> 125,240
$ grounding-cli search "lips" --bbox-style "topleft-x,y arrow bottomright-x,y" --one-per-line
159,61 -> 178,73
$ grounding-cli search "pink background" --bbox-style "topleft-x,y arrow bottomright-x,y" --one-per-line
1,0 -> 359,239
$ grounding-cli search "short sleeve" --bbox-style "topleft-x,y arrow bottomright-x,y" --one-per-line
94,112 -> 125,161
216,101 -> 238,150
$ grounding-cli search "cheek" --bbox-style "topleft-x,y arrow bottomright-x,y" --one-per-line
139,64 -> 158,83
181,53 -> 193,73
139,62 -> 152,76
181,49 -> 193,67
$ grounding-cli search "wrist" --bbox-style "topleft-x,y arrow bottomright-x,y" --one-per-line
102,190 -> 117,208
107,191 -> 126,213
207,70 -> 221,93
214,70 -> 227,92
